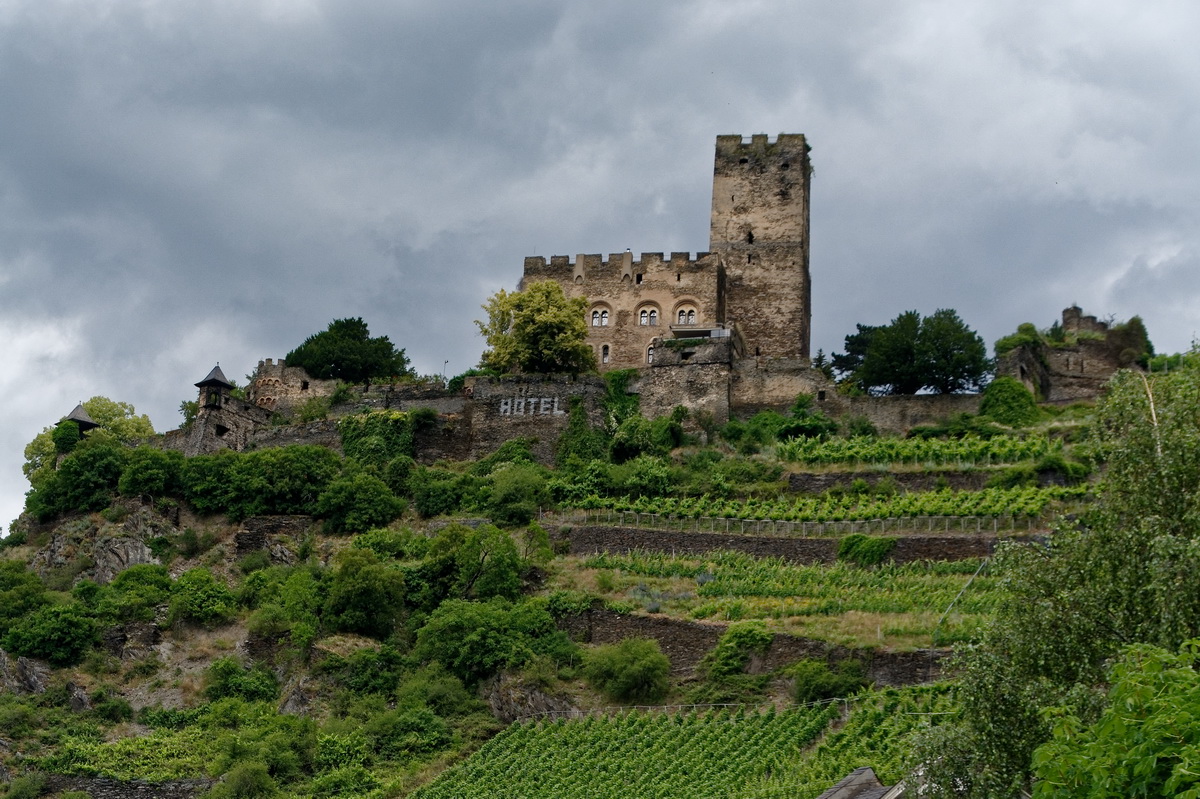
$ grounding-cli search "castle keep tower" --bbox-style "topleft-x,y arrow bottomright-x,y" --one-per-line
710,134 -> 811,360
520,133 -> 811,369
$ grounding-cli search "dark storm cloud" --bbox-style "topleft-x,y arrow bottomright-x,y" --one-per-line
4,1 -> 1200,530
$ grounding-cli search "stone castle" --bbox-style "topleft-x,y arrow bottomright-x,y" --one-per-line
143,134 -> 1133,465
523,133 -> 812,370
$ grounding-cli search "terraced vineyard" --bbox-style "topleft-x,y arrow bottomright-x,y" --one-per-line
575,485 -> 1087,522
776,434 -> 1059,466
413,686 -> 953,799
412,704 -> 839,799
579,550 -> 999,646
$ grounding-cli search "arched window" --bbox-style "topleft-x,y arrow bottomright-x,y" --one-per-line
640,309 -> 648,325
649,309 -> 658,325
601,345 -> 610,364
678,309 -> 687,324
646,346 -> 655,364
591,310 -> 600,326
687,309 -> 696,324
601,310 -> 609,327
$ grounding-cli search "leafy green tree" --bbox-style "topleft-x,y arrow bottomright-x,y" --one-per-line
285,317 -> 411,383
28,437 -> 129,519
582,637 -> 671,703
119,447 -> 185,498
315,472 -> 405,535
453,524 -> 522,601
486,464 -> 549,528
476,281 -> 596,375
917,366 -> 1200,797
1032,640 -> 1200,798
323,549 -> 406,639
23,396 -> 154,490
919,308 -> 990,393
205,656 -> 279,702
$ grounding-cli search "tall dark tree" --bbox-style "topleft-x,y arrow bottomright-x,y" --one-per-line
918,308 -> 990,393
285,317 -> 411,383
834,309 -> 989,395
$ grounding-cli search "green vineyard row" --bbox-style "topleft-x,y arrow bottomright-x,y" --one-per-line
775,434 -> 1059,466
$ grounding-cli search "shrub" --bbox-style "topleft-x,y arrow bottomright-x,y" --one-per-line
182,450 -> 239,515
225,446 -> 341,520
414,599 -> 560,685
3,604 -> 99,667
315,472 -> 405,535
791,658 -> 868,704
205,657 -> 279,702
384,455 -> 416,496
702,621 -> 774,679
364,706 -> 452,759
836,534 -> 897,567
352,528 -> 430,560
107,564 -> 173,621
51,422 -> 80,455
294,396 -> 331,423
980,376 -> 1040,425
582,637 -> 671,703
169,568 -> 237,627
206,761 -> 277,799
487,464 -> 549,527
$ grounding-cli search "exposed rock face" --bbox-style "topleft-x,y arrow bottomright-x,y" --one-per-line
483,672 -> 579,723
0,648 -> 50,695
30,503 -> 172,586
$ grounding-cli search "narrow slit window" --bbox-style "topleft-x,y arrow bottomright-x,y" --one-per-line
602,345 -> 610,364
647,346 -> 654,364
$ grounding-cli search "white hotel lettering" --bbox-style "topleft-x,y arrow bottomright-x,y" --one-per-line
498,397 -> 564,417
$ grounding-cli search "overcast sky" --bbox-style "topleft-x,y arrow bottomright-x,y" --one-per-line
3,1 -> 1199,533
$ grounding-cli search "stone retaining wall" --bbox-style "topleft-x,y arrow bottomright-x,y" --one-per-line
44,776 -> 214,799
562,525 -> 1003,564
558,608 -> 944,685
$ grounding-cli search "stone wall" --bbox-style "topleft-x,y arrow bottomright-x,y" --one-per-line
247,419 -> 342,452
838,394 -> 982,435
787,470 -> 991,493
636,340 -> 733,423
562,525 -> 1002,564
558,608 -> 944,684
44,776 -> 214,799
731,357 -> 829,418
466,375 -> 606,464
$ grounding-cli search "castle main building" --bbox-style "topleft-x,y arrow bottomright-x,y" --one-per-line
521,134 -> 812,370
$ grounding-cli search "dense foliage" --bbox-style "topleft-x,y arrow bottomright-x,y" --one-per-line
917,366 -> 1200,797
834,309 -> 989,395
285,317 -> 412,383
476,281 -> 597,375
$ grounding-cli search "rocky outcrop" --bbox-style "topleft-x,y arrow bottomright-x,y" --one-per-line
483,672 -> 580,723
0,648 -> 50,695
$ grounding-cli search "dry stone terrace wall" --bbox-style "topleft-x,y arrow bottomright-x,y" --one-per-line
560,525 -> 1004,564
44,776 -> 215,799
557,608 -> 945,684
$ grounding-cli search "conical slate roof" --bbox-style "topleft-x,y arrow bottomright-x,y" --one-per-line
195,363 -> 234,389
61,403 -> 100,432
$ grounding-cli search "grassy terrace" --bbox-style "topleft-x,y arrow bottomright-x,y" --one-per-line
548,550 -> 1001,649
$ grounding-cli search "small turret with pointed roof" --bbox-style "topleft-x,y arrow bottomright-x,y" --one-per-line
59,402 -> 100,434
196,363 -> 235,409
196,363 -> 234,390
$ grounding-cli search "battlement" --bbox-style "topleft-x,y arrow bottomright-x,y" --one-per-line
522,251 -> 718,282
715,133 -> 808,154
